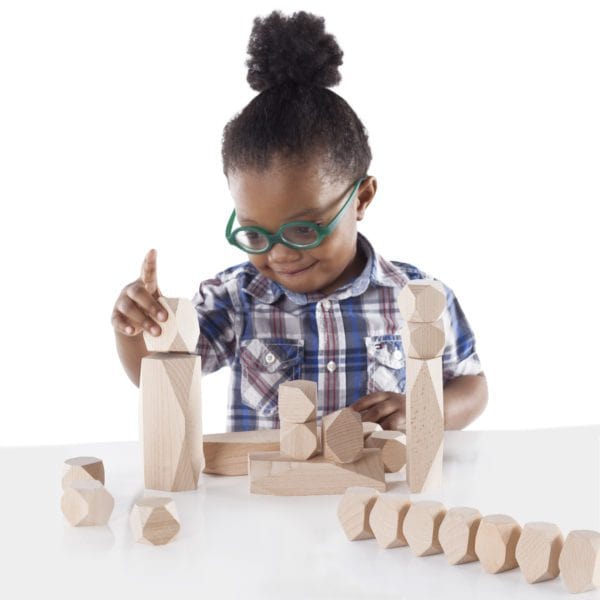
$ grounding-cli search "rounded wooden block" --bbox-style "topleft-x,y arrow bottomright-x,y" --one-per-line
515,522 -> 563,584
143,297 -> 199,353
438,506 -> 482,565
322,408 -> 363,464
362,421 -> 383,440
474,514 -> 522,574
337,487 -> 380,541
278,380 -> 317,423
401,320 -> 445,359
280,420 -> 318,460
60,480 -> 114,526
61,456 -> 105,490
130,496 -> 181,546
364,431 -> 406,473
369,494 -> 411,549
403,500 -> 447,556
558,530 -> 600,594
398,280 -> 446,323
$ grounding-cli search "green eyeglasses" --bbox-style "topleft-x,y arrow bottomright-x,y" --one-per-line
225,176 -> 367,254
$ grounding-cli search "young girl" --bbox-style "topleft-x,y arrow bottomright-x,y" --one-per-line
111,10 -> 488,433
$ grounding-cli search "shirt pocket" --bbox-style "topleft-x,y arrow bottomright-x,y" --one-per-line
239,338 -> 304,417
365,335 -> 406,394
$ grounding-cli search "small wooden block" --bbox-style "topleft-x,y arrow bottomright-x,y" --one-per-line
515,522 -> 563,584
438,506 -> 482,565
398,279 -> 446,323
280,420 -> 318,460
130,496 -> 181,546
362,421 -> 383,440
558,530 -> 600,594
143,296 -> 200,353
61,456 -> 105,490
474,514 -> 522,574
203,429 -> 280,476
60,480 -> 114,526
364,431 -> 406,473
369,493 -> 411,549
401,320 -> 445,359
278,380 -> 317,423
403,500 -> 447,556
337,487 -> 380,541
248,449 -> 386,496
322,408 -> 363,464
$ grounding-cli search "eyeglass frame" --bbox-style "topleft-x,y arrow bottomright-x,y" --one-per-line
225,175 -> 368,254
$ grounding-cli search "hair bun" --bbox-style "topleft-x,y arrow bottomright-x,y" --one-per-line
245,10 -> 343,92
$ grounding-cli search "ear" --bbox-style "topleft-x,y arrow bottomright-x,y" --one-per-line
356,176 -> 377,221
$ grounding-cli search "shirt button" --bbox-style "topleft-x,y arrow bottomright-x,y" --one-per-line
265,352 -> 275,365
321,299 -> 332,310
326,360 -> 337,372
393,349 -> 403,360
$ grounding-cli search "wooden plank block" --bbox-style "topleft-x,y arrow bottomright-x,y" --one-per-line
364,431 -> 406,473
203,429 -> 280,476
515,522 -> 563,584
143,296 -> 199,353
248,449 -> 386,496
278,380 -> 317,423
280,420 -> 318,460
558,530 -> 600,593
322,408 -> 363,464
474,514 -> 522,574
140,353 -> 203,491
337,487 -> 380,541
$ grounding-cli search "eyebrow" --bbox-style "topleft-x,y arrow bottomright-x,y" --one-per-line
238,206 -> 326,224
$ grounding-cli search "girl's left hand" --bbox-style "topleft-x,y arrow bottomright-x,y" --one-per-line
351,391 -> 406,431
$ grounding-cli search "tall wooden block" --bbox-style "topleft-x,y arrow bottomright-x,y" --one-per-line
369,493 -> 411,549
337,487 -> 380,541
438,506 -> 482,565
474,514 -> 522,574
60,480 -> 114,526
143,297 -> 200,353
398,279 -> 446,323
61,457 -> 105,490
140,353 -> 203,491
280,420 -> 318,460
278,380 -> 317,423
322,408 -> 363,464
515,522 -> 563,584
558,530 -> 600,594
403,500 -> 447,556
364,431 -> 406,473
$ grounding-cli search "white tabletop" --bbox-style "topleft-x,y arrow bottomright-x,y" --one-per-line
1,427 -> 599,599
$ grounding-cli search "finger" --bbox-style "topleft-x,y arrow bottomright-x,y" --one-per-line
126,281 -> 167,324
111,309 -> 137,336
117,295 -> 162,336
380,413 -> 406,432
351,392 -> 389,413
361,398 -> 399,424
140,248 -> 160,297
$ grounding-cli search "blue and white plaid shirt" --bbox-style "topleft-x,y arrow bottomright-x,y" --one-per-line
192,232 -> 483,431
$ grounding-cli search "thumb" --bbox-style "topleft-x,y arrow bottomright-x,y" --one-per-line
140,248 -> 161,298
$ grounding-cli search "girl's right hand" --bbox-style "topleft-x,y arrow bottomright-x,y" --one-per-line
111,248 -> 168,337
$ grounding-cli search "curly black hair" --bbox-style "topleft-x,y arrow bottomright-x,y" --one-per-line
221,10 -> 372,185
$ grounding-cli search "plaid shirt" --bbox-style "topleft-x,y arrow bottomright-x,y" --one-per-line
191,232 -> 483,431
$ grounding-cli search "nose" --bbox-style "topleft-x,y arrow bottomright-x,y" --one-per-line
267,241 -> 303,263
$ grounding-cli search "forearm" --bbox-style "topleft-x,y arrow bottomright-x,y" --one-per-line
443,373 -> 488,430
114,330 -> 150,387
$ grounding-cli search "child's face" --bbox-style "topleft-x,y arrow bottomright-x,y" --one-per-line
227,159 -> 376,295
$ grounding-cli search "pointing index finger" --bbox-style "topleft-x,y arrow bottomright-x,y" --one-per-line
141,248 -> 159,297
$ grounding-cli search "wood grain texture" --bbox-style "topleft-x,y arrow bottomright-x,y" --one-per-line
558,530 -> 600,593
515,521 -> 563,584
278,380 -> 317,423
143,297 -> 200,353
369,493 -> 411,549
474,514 -> 522,574
60,480 -> 114,526
130,496 -> 180,546
337,487 -> 380,541
61,456 -> 105,490
280,420 -> 319,461
403,500 -> 447,556
364,431 -> 406,473
322,408 -> 363,464
397,279 -> 446,323
438,506 -> 482,565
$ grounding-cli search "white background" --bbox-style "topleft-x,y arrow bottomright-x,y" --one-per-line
1,1 -> 598,445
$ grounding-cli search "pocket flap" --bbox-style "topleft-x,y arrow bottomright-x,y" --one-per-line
365,335 -> 405,369
240,338 -> 303,374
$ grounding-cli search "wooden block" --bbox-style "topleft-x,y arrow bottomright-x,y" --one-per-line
140,353 -> 203,491
474,514 -> 522,574
130,496 -> 180,546
369,493 -> 411,549
515,522 -> 563,584
401,319 -> 445,359
337,487 -> 380,541
203,429 -> 280,476
362,421 -> 383,440
364,431 -> 406,473
278,380 -> 317,423
405,357 -> 444,493
61,456 -> 105,490
248,449 -> 386,496
60,480 -> 114,526
398,279 -> 446,323
280,420 -> 318,460
403,500 -> 447,556
438,506 -> 482,565
558,530 -> 600,593
322,408 -> 363,464
143,296 -> 199,353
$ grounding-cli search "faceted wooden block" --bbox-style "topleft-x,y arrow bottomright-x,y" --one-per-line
475,514 -> 522,574
61,456 -> 105,490
322,408 -> 363,464
401,319 -> 446,359
280,420 -> 318,460
143,297 -> 200,353
398,279 -> 446,323
337,487 -> 380,541
362,421 -> 383,440
278,380 -> 317,423
558,530 -> 600,594
369,494 -> 411,549
438,506 -> 482,565
403,500 -> 447,556
60,480 -> 114,526
515,522 -> 563,584
364,431 -> 406,473
130,496 -> 180,546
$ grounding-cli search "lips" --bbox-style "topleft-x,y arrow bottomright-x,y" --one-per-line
274,262 -> 317,275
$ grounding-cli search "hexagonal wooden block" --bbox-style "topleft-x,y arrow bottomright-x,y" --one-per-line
438,506 -> 482,565
60,480 -> 114,526
364,431 -> 406,473
61,456 -> 105,490
515,522 -> 563,584
369,494 -> 411,549
322,408 -> 363,464
401,320 -> 445,359
398,279 -> 446,323
280,420 -> 318,460
558,530 -> 600,593
337,487 -> 380,541
474,514 -> 522,574
130,497 -> 181,546
403,500 -> 447,556
278,380 -> 317,423
143,297 -> 199,353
